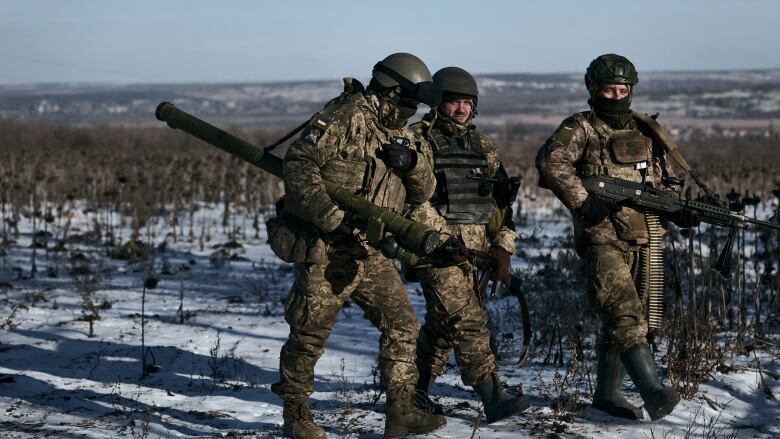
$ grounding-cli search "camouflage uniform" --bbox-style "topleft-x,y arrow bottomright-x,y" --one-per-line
408,114 -> 515,386
536,111 -> 676,352
271,79 -> 437,401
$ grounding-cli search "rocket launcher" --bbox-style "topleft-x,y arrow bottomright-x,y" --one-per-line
155,101 -> 440,256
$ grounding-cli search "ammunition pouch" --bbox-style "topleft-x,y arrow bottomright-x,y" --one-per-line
610,207 -> 649,245
608,130 -> 651,165
267,197 -> 328,264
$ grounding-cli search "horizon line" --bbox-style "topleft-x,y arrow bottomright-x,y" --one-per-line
2,66 -> 780,89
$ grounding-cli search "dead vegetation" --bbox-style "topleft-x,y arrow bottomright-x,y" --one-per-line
0,118 -> 778,434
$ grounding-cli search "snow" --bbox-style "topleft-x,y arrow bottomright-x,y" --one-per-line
0,202 -> 778,438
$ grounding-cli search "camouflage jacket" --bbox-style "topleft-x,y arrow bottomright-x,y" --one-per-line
284,78 -> 436,238
408,114 -> 516,255
535,111 -> 676,252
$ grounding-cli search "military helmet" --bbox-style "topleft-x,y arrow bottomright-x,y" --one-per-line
584,54 -> 638,95
372,53 -> 440,107
432,66 -> 479,107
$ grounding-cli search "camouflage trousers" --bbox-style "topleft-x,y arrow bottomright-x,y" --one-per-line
414,264 -> 496,386
585,244 -> 648,352
271,247 -> 420,400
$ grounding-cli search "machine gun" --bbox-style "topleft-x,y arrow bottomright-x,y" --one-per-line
581,174 -> 780,278
155,102 -> 440,257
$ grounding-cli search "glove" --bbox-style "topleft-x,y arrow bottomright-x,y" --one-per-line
381,143 -> 417,172
671,208 -> 700,228
431,236 -> 468,265
576,196 -> 614,227
488,245 -> 511,283
331,212 -> 362,238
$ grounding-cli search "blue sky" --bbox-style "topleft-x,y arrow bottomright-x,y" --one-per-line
2,0 -> 779,84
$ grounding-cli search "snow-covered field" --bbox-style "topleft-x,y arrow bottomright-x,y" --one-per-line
0,204 -> 778,438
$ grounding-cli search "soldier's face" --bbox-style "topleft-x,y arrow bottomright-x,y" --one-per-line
598,84 -> 630,100
440,99 -> 473,123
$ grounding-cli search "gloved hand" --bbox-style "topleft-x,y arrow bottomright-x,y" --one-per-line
431,236 -> 468,265
671,208 -> 700,228
488,245 -> 511,283
576,196 -> 615,227
381,142 -> 417,172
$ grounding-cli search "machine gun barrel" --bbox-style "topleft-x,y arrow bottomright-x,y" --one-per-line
582,174 -> 780,278
155,101 -> 440,256
581,175 -> 780,231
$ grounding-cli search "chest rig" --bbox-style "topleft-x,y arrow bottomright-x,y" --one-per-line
428,127 -> 497,224
581,114 -> 657,185
582,114 -> 660,243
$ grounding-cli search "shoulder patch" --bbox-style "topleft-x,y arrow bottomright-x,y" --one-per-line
552,123 -> 576,147
302,113 -> 333,145
313,114 -> 332,130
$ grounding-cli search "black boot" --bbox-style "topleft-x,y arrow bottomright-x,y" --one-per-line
592,349 -> 643,419
414,369 -> 444,415
621,344 -> 680,421
473,373 -> 530,423
384,385 -> 446,438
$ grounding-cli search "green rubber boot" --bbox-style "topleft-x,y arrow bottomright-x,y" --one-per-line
592,349 -> 643,419
621,344 -> 681,421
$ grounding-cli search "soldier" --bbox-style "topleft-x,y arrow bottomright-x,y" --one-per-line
407,67 -> 530,423
535,54 -> 699,421
269,53 -> 446,438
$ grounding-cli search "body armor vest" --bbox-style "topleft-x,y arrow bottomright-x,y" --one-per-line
582,113 -> 662,244
578,114 -> 655,183
429,127 -> 497,224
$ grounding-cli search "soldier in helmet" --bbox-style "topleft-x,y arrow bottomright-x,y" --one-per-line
269,53 -> 446,438
535,54 -> 699,421
407,66 -> 530,423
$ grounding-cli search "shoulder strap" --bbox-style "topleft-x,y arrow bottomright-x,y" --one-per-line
632,111 -> 692,173
429,128 -> 451,153
584,111 -> 611,168
468,130 -> 483,153
632,111 -> 719,197
589,112 -> 614,142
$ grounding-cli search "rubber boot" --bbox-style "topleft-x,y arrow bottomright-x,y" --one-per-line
592,349 -> 643,419
413,369 -> 444,415
621,344 -> 681,421
384,386 -> 446,438
473,373 -> 531,423
281,398 -> 327,439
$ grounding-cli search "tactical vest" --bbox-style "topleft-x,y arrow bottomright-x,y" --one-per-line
428,127 -> 497,225
580,113 -> 663,244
